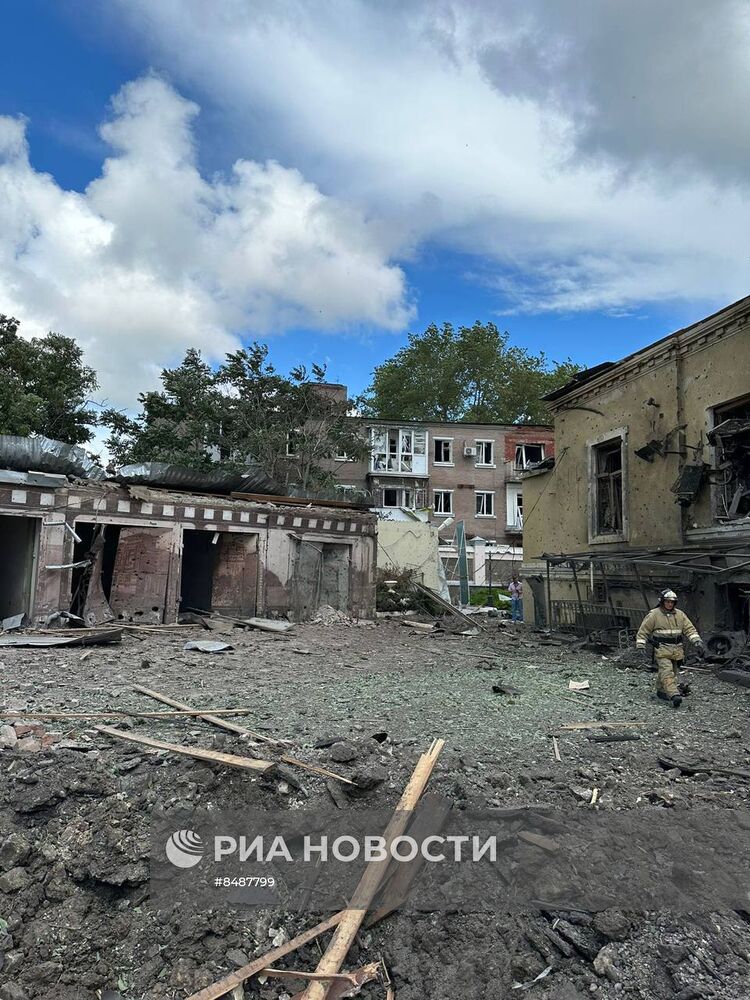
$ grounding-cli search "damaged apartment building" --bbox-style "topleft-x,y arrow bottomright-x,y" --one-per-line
521,295 -> 750,657
320,387 -> 554,587
0,437 -> 376,627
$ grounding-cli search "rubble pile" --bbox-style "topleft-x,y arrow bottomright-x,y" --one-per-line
1,621 -> 749,998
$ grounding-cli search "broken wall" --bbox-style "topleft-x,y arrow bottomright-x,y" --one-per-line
377,518 -> 445,594
0,482 -> 377,624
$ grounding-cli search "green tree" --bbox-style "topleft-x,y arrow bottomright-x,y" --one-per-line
363,321 -> 581,424
102,343 -> 369,491
0,314 -> 99,444
101,349 -> 225,470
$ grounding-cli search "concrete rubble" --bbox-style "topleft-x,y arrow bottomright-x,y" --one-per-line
1,616 -> 749,999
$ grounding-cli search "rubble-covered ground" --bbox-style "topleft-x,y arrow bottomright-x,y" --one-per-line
1,617 -> 750,1000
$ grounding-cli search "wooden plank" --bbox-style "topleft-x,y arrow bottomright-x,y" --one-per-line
95,725 -> 275,773
132,684 -> 288,746
552,736 -> 561,761
301,739 -> 445,1000
186,741 -> 445,1000
132,685 -> 354,785
560,721 -> 647,731
186,913 -> 345,1000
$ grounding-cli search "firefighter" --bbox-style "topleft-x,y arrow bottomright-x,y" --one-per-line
636,589 -> 705,707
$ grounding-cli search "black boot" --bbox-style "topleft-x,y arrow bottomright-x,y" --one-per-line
671,694 -> 682,708
657,691 -> 669,701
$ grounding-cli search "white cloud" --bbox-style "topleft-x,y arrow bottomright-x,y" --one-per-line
113,0 -> 750,317
0,75 -> 411,408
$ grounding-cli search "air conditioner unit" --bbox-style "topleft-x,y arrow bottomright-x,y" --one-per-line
463,446 -> 477,457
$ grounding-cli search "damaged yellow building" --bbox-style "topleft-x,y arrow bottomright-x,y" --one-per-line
522,295 -> 750,648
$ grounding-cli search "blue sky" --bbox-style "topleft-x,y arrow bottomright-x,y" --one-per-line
1,1 -> 747,407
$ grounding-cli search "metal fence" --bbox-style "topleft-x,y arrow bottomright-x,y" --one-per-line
550,600 -> 645,635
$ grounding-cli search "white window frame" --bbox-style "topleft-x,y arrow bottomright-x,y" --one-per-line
433,490 -> 453,515
475,490 -> 495,518
506,484 -> 523,529
433,437 -> 454,466
515,442 -> 545,470
370,427 -> 428,475
475,439 -> 495,467
587,428 -> 628,544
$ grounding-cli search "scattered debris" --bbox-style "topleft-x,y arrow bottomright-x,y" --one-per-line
184,639 -> 234,653
244,617 -> 296,634
552,736 -> 561,761
568,680 -> 590,691
658,756 -> 750,781
586,732 -> 641,744
511,965 -> 553,990
1,612 -> 26,631
492,683 -> 521,696
0,628 -> 123,648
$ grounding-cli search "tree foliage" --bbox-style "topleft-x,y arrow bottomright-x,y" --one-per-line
0,314 -> 99,444
101,344 -> 369,492
363,321 -> 581,424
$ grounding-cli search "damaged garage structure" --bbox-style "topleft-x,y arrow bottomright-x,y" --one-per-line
522,295 -> 750,660
0,437 -> 376,626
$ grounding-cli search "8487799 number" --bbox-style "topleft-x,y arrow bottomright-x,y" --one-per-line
214,876 -> 276,887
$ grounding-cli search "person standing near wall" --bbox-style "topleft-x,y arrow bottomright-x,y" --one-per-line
636,589 -> 705,708
509,574 -> 523,622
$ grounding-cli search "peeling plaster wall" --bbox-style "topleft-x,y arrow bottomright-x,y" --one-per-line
521,299 -> 750,630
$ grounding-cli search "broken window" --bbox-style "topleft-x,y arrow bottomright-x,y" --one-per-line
434,490 -> 453,514
370,427 -> 427,474
506,485 -> 523,529
382,487 -> 415,508
476,491 -> 495,517
476,440 -> 494,465
594,440 -> 624,535
515,443 -> 545,470
434,438 -> 453,464
710,395 -> 750,520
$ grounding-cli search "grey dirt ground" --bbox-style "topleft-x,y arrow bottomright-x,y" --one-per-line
1,618 -> 750,999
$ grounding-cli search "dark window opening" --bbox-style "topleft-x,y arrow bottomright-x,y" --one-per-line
515,443 -> 544,469
594,440 -> 623,534
0,515 -> 37,619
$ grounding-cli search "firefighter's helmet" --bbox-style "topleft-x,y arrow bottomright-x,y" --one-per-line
658,589 -> 678,605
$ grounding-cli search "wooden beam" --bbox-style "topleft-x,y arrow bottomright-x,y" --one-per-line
132,684 -> 288,745
301,739 -> 445,1000
132,685 -> 355,785
95,725 -> 275,773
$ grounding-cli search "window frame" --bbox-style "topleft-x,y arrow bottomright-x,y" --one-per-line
433,489 -> 453,515
475,439 -> 495,467
475,490 -> 496,518
514,442 -> 545,470
381,487 -> 416,509
433,437 -> 454,466
370,426 -> 428,475
587,429 -> 628,544
506,484 -> 523,529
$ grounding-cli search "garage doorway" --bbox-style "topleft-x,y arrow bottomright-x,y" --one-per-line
292,540 -> 351,620
180,531 -> 258,617
0,515 -> 38,619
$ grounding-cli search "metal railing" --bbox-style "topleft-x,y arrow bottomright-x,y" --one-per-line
550,600 -> 644,635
